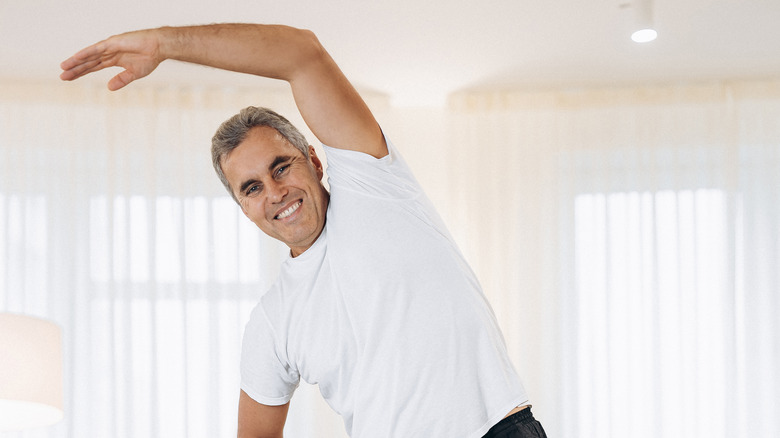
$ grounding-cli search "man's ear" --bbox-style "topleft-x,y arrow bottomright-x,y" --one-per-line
308,145 -> 324,179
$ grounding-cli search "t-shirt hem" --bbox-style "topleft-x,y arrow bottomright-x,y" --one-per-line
241,383 -> 294,407
468,396 -> 532,438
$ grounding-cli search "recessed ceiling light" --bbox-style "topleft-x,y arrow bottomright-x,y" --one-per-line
632,28 -> 658,43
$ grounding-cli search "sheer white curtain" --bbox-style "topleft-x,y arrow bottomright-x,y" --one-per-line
446,81 -> 780,438
3,77 -> 779,438
0,79 -> 350,438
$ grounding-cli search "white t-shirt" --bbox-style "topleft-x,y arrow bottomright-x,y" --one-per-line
240,140 -> 528,437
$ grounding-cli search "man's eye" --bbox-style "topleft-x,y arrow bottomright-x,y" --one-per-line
275,165 -> 289,177
247,184 -> 261,195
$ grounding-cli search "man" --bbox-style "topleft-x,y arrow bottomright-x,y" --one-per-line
61,23 -> 547,438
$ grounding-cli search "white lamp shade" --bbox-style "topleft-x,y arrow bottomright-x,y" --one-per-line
630,0 -> 657,42
0,313 -> 64,431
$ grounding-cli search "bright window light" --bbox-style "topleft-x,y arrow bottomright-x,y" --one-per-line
573,189 -> 731,437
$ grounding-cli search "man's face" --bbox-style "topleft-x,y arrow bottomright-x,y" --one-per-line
222,126 -> 329,257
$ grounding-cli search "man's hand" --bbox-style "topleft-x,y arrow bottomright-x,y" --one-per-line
60,30 -> 164,91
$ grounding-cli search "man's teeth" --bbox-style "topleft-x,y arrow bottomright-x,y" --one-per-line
276,201 -> 302,219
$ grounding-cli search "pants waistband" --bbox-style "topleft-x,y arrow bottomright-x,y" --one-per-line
484,407 -> 535,436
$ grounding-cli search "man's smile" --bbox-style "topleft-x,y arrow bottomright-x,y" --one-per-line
275,200 -> 303,220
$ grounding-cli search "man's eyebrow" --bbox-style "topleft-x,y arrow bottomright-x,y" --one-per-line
239,178 -> 261,194
268,155 -> 294,171
238,155 -> 296,194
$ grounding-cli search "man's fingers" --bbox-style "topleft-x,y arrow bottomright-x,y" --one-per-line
61,42 -> 105,67
59,40 -> 117,81
59,56 -> 89,76
108,70 -> 135,91
59,58 -> 106,81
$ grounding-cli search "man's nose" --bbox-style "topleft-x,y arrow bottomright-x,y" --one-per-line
265,180 -> 287,203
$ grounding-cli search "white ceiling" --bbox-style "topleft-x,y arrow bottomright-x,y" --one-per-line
2,0 -> 780,106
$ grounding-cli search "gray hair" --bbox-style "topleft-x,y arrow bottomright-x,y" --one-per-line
211,106 -> 309,202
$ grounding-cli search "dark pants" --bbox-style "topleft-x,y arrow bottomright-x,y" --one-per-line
481,407 -> 548,438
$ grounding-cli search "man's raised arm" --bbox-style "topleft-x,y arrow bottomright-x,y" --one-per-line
60,24 -> 387,158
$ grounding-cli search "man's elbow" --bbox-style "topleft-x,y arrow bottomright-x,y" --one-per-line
297,27 -> 329,62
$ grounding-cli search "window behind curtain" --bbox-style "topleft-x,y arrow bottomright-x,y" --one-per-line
572,189 -> 735,437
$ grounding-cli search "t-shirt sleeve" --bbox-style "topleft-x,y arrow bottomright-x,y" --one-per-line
323,139 -> 422,200
240,304 -> 300,406
323,138 -> 453,238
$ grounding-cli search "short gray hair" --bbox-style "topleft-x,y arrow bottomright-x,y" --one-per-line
211,106 -> 309,202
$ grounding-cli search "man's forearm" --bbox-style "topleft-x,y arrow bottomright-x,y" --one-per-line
157,24 -> 322,83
